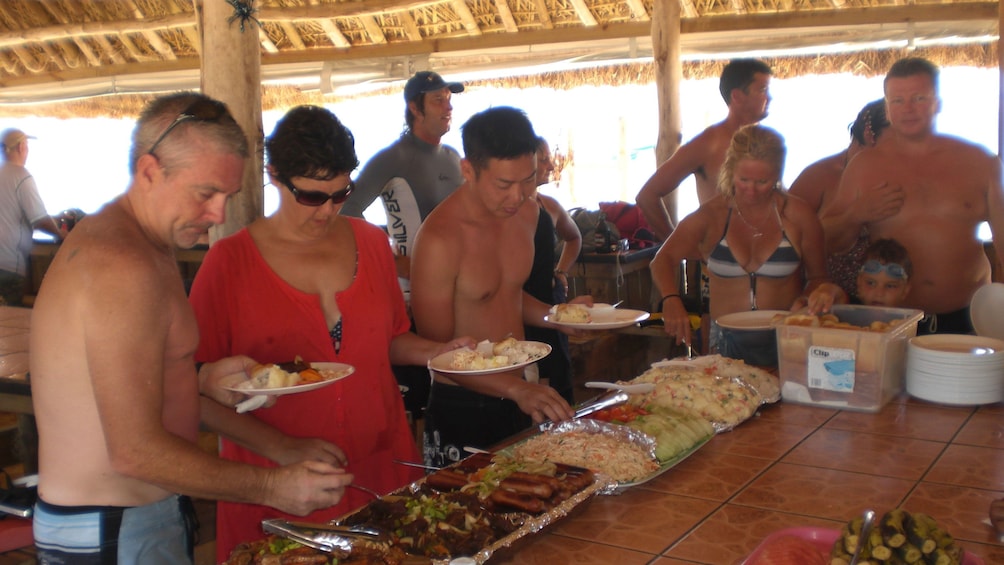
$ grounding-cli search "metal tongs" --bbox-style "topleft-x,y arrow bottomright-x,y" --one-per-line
261,518 -> 389,555
539,389 -> 629,430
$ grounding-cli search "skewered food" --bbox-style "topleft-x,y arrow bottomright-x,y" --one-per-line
830,509 -> 964,565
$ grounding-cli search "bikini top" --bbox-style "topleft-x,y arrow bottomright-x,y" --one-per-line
706,205 -> 801,279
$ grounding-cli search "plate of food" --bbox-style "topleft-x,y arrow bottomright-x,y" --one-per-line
545,303 -> 650,330
428,338 -> 551,376
223,361 -> 354,396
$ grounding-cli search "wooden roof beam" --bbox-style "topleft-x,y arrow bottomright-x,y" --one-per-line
360,15 -> 390,44
278,22 -> 307,50
305,1 -> 352,48
533,0 -> 554,29
495,0 -> 520,33
450,0 -> 483,35
37,0 -> 102,66
400,13 -> 424,41
11,46 -> 46,74
125,0 -> 178,60
569,0 -> 599,26
624,0 -> 650,20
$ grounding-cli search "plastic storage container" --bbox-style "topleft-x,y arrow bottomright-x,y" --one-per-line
776,305 -> 924,412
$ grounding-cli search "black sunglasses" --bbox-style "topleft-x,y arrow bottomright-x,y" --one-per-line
147,99 -> 230,157
283,179 -> 355,207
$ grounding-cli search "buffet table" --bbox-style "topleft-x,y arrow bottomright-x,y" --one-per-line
482,395 -> 1003,564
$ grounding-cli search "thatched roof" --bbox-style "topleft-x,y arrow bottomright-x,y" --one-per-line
0,0 -> 998,115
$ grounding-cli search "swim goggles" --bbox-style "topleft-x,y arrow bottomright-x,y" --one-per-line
860,260 -> 908,280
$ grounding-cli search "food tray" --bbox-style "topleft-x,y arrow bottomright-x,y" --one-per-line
333,456 -> 612,565
499,419 -> 709,494
742,527 -> 984,565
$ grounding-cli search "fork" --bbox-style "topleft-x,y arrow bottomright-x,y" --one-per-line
347,483 -> 382,499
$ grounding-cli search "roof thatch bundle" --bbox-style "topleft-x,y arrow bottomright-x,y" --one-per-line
0,43 -> 994,120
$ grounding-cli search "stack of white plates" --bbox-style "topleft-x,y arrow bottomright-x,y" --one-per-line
906,335 -> 1004,405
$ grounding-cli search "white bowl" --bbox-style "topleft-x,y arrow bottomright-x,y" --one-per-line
970,282 -> 1004,339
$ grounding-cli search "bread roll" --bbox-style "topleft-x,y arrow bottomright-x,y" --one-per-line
553,303 -> 591,323
250,364 -> 300,389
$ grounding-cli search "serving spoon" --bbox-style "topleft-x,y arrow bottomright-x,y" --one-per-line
848,509 -> 876,565
584,381 -> 655,394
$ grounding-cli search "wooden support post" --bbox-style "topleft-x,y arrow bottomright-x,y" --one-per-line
650,0 -> 683,226
200,0 -> 264,241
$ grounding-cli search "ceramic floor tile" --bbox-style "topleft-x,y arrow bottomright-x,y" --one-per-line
754,400 -> 837,428
925,444 -> 1004,491
489,533 -> 656,565
903,481 -> 1004,546
649,557 -> 709,565
663,503 -> 842,565
782,428 -> 945,480
731,462 -> 915,520
639,450 -> 773,501
825,401 -> 973,442
702,419 -> 816,460
976,402 -> 1004,415
954,410 -> 1004,449
549,488 -> 719,554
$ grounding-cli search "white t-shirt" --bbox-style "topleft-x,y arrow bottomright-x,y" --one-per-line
0,163 -> 49,276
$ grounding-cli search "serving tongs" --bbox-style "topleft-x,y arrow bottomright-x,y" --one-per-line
261,518 -> 389,555
539,389 -> 629,430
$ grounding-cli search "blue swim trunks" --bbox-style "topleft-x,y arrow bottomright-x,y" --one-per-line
33,495 -> 197,564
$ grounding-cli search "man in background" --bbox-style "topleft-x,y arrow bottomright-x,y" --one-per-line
821,57 -> 1004,334
411,107 -> 575,466
340,70 -> 465,281
635,58 -> 772,240
30,93 -> 351,563
0,128 -> 64,306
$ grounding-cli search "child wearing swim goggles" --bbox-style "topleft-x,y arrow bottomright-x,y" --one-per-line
857,238 -> 912,307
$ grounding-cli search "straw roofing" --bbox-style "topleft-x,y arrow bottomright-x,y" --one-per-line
0,43 -> 994,119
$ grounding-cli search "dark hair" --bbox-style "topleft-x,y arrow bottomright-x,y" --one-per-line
461,107 -> 537,172
404,95 -> 425,132
849,99 -> 890,146
884,57 -> 940,93
719,59 -> 772,104
130,92 -> 248,175
265,105 -> 359,184
535,135 -> 549,151
863,238 -> 913,278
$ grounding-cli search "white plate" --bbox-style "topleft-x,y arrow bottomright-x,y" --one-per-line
715,309 -> 788,330
223,362 -> 354,396
545,308 -> 650,330
909,334 -> 1004,357
428,341 -> 551,376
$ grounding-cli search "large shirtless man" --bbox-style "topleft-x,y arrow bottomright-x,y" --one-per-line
821,57 -> 1004,334
410,107 -> 576,467
29,93 -> 352,563
635,58 -> 772,240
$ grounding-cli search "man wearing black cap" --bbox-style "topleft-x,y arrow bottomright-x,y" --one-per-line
0,128 -> 64,306
340,70 -> 464,420
341,71 -> 464,278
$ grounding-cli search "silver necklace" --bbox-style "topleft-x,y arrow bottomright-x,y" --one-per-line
734,203 -> 769,238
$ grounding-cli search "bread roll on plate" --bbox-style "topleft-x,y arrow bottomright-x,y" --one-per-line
250,364 -> 300,389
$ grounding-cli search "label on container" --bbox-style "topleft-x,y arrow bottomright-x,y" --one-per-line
807,346 -> 855,392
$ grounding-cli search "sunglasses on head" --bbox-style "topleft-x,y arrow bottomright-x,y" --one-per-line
147,98 -> 231,157
860,259 -> 908,280
283,179 -> 355,207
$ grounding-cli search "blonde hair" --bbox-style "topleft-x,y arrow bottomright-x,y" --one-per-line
718,124 -> 786,198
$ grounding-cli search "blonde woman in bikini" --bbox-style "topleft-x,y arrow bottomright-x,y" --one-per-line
651,124 -> 844,352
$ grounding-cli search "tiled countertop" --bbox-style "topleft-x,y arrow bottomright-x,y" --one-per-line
490,396 -> 1004,564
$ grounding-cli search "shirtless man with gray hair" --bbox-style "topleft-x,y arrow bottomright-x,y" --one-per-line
821,57 -> 1004,334
30,92 -> 351,564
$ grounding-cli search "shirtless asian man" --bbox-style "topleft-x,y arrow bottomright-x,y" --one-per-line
635,58 -> 772,240
821,57 -> 1004,334
410,107 -> 576,467
29,93 -> 352,564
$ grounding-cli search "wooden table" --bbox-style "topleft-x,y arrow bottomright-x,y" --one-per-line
484,396 -> 1004,564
